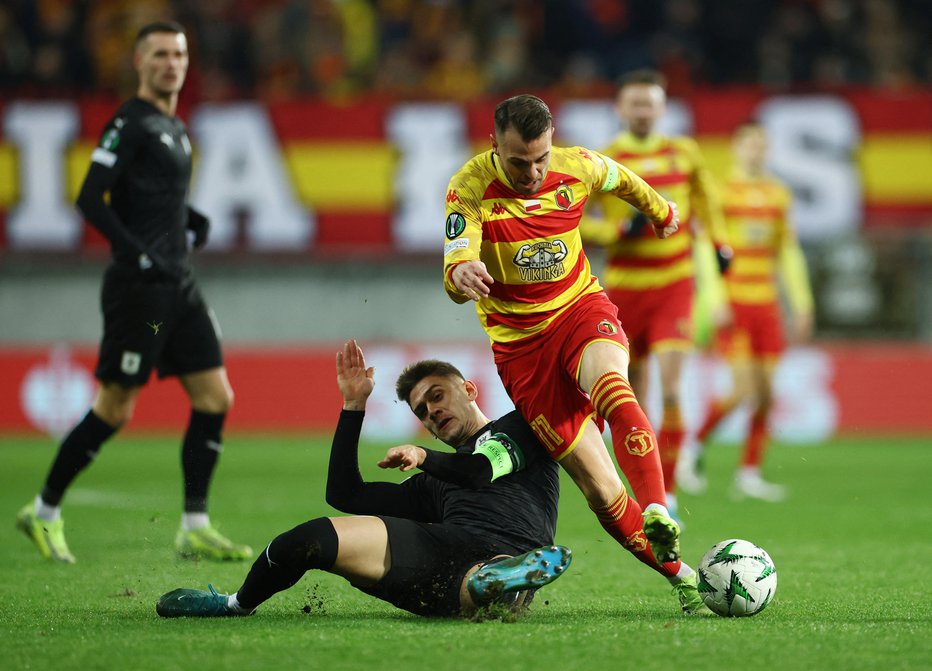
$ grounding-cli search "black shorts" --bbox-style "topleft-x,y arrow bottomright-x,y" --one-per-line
359,517 -> 511,617
96,265 -> 223,385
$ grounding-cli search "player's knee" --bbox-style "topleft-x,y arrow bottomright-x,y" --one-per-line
661,392 -> 681,409
92,390 -> 136,427
756,391 -> 774,414
193,387 -> 233,414
213,386 -> 234,413
93,406 -> 130,427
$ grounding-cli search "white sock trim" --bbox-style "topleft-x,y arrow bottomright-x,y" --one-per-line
182,512 -> 210,531
738,466 -> 762,480
35,495 -> 61,522
227,593 -> 254,614
643,503 -> 671,518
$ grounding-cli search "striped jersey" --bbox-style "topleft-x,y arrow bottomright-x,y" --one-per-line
443,146 -> 670,344
721,170 -> 812,312
581,132 -> 727,291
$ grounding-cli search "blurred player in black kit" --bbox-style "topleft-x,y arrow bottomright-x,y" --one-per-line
16,21 -> 252,563
156,340 -> 570,618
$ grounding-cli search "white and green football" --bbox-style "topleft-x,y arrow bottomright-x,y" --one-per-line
696,539 -> 777,617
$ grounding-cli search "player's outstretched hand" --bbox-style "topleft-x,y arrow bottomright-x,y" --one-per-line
336,339 -> 375,411
378,445 -> 427,472
652,201 -> 679,239
452,260 -> 494,302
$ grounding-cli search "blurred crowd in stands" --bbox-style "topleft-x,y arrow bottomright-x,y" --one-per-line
2,0 -> 930,102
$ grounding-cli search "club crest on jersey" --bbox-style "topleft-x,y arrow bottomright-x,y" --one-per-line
597,320 -> 618,335
513,239 -> 567,281
555,185 -> 574,210
445,212 -> 466,239
624,429 -> 655,457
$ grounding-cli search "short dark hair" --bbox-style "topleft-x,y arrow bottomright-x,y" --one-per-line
395,360 -> 466,404
135,20 -> 186,46
617,68 -> 667,91
494,95 -> 553,142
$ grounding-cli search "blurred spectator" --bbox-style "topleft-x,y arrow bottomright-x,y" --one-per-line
1,0 -> 930,100
0,4 -> 32,91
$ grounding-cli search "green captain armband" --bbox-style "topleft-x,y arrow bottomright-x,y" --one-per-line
474,432 -> 526,481
599,157 -> 621,193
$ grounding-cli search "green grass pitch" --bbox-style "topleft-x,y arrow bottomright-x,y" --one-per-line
1,432 -> 930,670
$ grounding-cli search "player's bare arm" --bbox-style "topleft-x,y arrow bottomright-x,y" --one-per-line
378,445 -> 427,472
452,261 -> 494,302
336,339 -> 375,411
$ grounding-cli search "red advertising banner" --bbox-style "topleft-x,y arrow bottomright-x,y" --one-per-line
2,342 -> 931,440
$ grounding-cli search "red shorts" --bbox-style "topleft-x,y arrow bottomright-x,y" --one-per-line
606,278 -> 694,361
492,291 -> 628,460
717,301 -> 784,359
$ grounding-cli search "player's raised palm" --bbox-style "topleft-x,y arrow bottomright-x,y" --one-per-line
336,340 -> 375,410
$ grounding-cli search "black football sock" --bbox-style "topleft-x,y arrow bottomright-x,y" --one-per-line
235,518 -> 339,611
181,410 -> 225,513
41,410 -> 117,506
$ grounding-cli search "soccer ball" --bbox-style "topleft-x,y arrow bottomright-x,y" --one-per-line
696,539 -> 777,617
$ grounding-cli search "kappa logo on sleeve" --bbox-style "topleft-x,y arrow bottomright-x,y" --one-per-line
445,212 -> 466,239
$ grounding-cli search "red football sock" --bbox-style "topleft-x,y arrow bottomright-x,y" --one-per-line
658,406 -> 684,494
697,399 -> 732,442
742,411 -> 768,467
591,488 -> 681,579
590,371 -> 666,507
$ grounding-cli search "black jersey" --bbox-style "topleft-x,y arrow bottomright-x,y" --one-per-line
327,410 -> 560,554
77,97 -> 193,277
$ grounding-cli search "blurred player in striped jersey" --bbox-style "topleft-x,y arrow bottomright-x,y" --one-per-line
443,94 -> 708,614
678,121 -> 814,502
580,69 -> 732,522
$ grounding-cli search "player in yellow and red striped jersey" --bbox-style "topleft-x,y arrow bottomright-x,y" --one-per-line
580,69 -> 732,521
443,94 -> 708,614
677,121 -> 814,502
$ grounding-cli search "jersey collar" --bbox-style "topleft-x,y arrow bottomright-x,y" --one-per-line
620,130 -> 666,153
